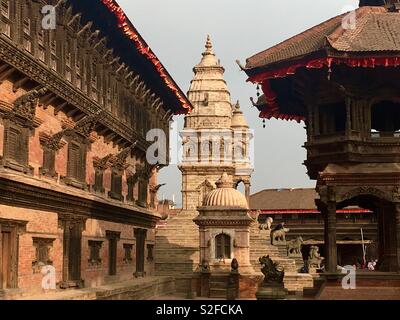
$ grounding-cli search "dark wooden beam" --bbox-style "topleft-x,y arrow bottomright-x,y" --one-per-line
0,66 -> 15,84
54,102 -> 68,115
12,76 -> 30,92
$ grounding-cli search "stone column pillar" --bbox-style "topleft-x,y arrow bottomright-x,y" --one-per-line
319,201 -> 337,273
244,182 -> 251,206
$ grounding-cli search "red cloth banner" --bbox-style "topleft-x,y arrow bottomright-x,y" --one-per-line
101,0 -> 192,114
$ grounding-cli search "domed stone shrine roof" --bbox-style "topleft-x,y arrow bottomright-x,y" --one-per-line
231,101 -> 249,129
203,173 -> 249,209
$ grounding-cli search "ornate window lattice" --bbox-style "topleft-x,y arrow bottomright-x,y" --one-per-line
1,0 -> 11,38
88,240 -> 103,266
215,233 -> 231,259
146,244 -> 154,261
3,123 -> 29,171
32,237 -> 54,273
123,243 -> 133,264
67,141 -> 86,184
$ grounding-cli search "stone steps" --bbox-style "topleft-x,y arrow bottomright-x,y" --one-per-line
250,226 -> 314,293
209,274 -> 229,299
155,212 -> 200,288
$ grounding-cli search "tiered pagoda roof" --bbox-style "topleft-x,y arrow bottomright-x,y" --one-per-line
244,3 -> 400,122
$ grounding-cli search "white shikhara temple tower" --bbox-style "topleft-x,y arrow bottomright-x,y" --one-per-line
180,36 -> 253,211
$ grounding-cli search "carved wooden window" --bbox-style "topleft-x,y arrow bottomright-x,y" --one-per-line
65,41 -> 72,82
106,87 -> 112,111
67,142 -> 86,183
146,244 -> 154,261
1,0 -> 11,37
3,124 -> 28,169
32,238 -> 54,272
75,58 -> 82,89
93,168 -> 105,194
41,148 -> 56,177
215,234 -> 231,259
88,240 -> 102,266
37,30 -> 45,62
22,17 -> 32,53
123,243 -> 133,264
50,35 -> 57,71
137,178 -> 148,207
91,61 -> 98,101
109,169 -> 123,201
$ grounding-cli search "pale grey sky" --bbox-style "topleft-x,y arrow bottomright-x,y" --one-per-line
118,0 -> 359,206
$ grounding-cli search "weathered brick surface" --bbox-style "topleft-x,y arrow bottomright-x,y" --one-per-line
0,205 -> 155,292
0,79 -> 144,199
0,79 -> 157,293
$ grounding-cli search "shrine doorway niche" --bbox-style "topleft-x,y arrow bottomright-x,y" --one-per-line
339,193 -> 393,272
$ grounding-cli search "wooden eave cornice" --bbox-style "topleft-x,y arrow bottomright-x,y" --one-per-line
0,36 -> 150,152
0,175 -> 159,229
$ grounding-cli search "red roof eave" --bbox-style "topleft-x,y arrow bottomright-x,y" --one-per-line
247,55 -> 400,122
101,0 -> 192,115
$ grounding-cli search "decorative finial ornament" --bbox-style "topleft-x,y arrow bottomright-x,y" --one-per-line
203,34 -> 214,56
215,172 -> 234,188
235,100 -> 241,110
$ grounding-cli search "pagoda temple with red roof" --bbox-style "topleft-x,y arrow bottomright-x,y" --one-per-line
243,0 -> 400,294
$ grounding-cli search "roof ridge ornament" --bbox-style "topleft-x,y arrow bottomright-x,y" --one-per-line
203,35 -> 215,56
215,172 -> 234,189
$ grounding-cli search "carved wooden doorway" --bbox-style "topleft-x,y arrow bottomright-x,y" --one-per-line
0,219 -> 26,290
68,223 -> 83,283
1,230 -> 12,289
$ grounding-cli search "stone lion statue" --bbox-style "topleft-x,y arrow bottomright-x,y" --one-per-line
287,236 -> 303,256
259,255 -> 285,285
259,217 -> 273,231
307,246 -> 324,269
271,222 -> 290,245
200,259 -> 210,272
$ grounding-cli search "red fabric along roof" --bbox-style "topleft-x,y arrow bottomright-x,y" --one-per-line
101,0 -> 192,115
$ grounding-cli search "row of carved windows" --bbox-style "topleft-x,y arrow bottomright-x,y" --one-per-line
87,241 -> 153,267
0,0 -> 156,137
2,121 -> 149,206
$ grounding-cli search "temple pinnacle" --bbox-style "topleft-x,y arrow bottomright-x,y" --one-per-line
203,35 -> 214,56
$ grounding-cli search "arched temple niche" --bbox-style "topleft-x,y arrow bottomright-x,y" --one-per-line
234,178 -> 251,205
316,184 -> 399,272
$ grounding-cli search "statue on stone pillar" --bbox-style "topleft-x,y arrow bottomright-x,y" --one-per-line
270,222 -> 290,245
307,246 -> 325,270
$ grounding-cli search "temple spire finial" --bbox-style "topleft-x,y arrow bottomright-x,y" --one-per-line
203,34 -> 214,56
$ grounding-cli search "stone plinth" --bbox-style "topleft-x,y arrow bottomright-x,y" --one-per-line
256,283 -> 288,300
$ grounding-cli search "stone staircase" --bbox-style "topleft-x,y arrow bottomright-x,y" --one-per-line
250,224 -> 313,293
155,211 -> 199,293
209,273 -> 230,299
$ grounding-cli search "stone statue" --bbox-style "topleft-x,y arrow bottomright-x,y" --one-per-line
259,217 -> 273,231
287,236 -> 304,256
200,259 -> 210,273
271,222 -> 290,245
231,258 -> 239,273
259,255 -> 285,285
307,246 -> 325,269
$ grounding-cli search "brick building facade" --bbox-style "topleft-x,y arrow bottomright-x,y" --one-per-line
0,0 -> 190,294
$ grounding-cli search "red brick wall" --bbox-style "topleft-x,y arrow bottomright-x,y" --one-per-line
82,219 -> 155,288
0,79 -> 148,199
0,73 -> 158,293
0,205 -> 63,292
0,205 -> 156,292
